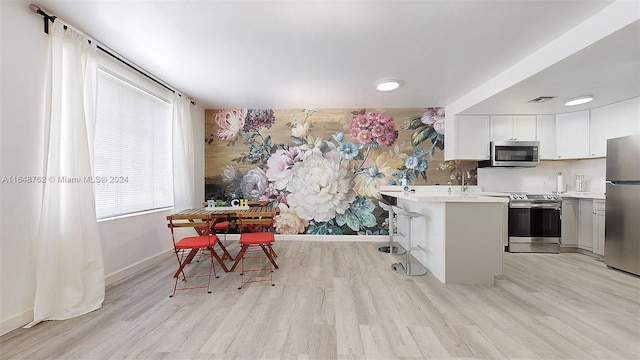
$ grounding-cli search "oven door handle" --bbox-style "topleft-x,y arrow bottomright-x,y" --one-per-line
509,203 -> 561,210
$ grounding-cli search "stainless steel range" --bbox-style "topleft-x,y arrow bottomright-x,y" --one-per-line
508,193 -> 562,253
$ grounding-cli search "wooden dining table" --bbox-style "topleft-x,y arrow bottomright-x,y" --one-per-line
168,206 -> 279,277
179,206 -> 278,217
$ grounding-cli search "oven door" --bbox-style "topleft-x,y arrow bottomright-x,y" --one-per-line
508,202 -> 561,252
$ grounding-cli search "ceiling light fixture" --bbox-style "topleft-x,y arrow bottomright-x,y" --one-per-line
564,95 -> 594,106
376,80 -> 400,92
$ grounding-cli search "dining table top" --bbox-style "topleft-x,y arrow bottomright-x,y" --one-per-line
172,206 -> 279,217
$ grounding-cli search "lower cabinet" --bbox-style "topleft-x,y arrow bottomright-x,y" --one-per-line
561,199 -> 578,247
592,200 -> 605,256
578,200 -> 593,251
561,198 -> 605,255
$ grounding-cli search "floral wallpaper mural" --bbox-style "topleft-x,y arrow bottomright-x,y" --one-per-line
204,108 -> 478,235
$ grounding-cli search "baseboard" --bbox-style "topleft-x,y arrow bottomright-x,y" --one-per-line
0,308 -> 33,336
560,246 -> 578,253
104,249 -> 174,286
576,248 -> 604,261
275,234 -> 386,242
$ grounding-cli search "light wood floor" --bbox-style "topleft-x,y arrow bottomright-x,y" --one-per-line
2,241 -> 639,360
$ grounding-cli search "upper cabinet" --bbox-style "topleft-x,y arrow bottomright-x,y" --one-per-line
490,115 -> 537,141
536,115 -> 556,160
555,97 -> 640,159
450,115 -> 490,160
555,110 -> 590,159
589,97 -> 640,157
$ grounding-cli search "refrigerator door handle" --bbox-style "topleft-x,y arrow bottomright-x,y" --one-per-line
608,181 -> 640,185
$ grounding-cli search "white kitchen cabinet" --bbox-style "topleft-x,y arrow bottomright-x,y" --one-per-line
490,115 -> 537,141
589,97 -> 640,157
452,115 -> 490,160
561,199 -> 578,247
577,199 -> 593,251
536,114 -> 556,159
556,111 -> 590,159
592,200 -> 605,256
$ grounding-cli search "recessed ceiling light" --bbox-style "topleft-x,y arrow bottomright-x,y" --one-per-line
376,80 -> 400,92
564,95 -> 594,106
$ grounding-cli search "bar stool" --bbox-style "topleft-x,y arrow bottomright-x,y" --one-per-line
391,206 -> 428,276
378,201 -> 406,255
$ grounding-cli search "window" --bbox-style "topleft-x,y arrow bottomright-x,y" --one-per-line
94,55 -> 174,219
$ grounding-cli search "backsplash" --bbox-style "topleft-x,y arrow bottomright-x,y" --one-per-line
570,158 -> 606,193
478,158 -> 606,194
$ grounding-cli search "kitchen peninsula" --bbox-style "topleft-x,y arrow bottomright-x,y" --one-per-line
380,187 -> 509,285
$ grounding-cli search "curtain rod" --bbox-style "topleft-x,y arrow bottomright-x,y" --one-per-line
28,3 -> 196,106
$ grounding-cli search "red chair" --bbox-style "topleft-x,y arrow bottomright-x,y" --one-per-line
201,202 -> 232,260
233,211 -> 278,289
212,216 -> 232,260
167,213 -> 221,297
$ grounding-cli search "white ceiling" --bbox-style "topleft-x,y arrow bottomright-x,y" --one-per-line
31,0 -> 638,113
462,19 -> 640,115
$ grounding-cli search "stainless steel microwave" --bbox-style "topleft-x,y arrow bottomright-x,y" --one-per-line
479,140 -> 540,167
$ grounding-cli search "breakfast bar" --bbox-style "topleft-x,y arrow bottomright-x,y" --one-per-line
380,188 -> 509,284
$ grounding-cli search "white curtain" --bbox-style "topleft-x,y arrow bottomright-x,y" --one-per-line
26,21 -> 104,327
172,93 -> 196,210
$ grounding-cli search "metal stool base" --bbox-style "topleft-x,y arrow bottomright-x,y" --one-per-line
378,244 -> 406,255
392,262 -> 428,276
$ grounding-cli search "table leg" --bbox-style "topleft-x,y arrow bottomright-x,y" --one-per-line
209,246 -> 230,273
228,243 -> 279,272
173,249 -> 198,278
261,244 -> 279,269
229,245 -> 248,272
215,240 -> 234,263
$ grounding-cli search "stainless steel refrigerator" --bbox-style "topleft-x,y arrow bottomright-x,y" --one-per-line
605,134 -> 640,276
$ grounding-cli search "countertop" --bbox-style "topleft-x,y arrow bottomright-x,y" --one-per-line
559,192 -> 606,200
378,186 -> 605,201
478,191 -> 606,200
380,190 -> 509,203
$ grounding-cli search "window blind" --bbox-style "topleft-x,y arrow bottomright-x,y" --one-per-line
94,69 -> 173,219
